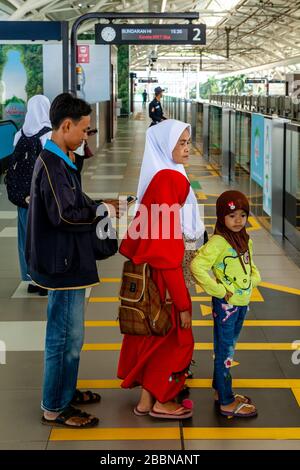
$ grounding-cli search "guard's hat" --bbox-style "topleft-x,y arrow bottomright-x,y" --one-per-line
154,86 -> 165,94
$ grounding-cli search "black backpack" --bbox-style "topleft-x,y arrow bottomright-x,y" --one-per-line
5,126 -> 51,208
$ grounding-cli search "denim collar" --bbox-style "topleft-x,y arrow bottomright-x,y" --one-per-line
44,139 -> 78,171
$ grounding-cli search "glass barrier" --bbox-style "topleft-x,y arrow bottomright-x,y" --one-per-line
285,123 -> 300,249
195,102 -> 203,153
235,111 -> 251,177
209,105 -> 222,171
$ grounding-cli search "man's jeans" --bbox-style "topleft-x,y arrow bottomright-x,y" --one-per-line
17,207 -> 30,281
212,296 -> 248,406
41,289 -> 86,412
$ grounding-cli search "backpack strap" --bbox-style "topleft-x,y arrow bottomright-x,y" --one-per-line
35,126 -> 52,138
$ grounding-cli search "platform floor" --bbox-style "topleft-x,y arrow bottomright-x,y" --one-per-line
0,107 -> 300,450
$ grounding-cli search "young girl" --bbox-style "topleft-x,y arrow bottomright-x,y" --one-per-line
191,190 -> 261,418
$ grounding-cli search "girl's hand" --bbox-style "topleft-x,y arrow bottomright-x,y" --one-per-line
180,310 -> 191,329
224,291 -> 233,303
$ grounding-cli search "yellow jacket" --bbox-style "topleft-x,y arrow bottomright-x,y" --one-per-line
190,235 -> 261,306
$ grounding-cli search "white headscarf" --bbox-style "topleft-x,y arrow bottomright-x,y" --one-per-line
13,95 -> 52,147
136,119 -> 205,241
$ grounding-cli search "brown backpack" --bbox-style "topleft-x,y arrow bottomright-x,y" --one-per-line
118,260 -> 172,336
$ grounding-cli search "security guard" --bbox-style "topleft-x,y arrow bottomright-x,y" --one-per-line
148,86 -> 167,126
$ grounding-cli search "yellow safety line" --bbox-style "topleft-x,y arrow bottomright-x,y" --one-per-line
183,428 -> 300,440
82,342 -> 300,351
291,388 -> 300,407
84,319 -> 300,327
49,427 -> 300,441
191,296 -> 212,301
77,378 -> 300,390
50,427 -> 180,441
100,278 -> 121,283
89,297 -> 119,303
259,282 -> 300,296
247,216 -> 262,231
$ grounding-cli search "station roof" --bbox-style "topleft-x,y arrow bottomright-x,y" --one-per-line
1,0 -> 300,73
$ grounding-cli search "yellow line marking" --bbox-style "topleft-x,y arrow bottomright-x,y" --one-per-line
192,320 -> 300,327
195,285 -> 205,293
191,296 -> 212,302
82,342 -> 300,351
200,304 -> 211,317
85,321 -> 119,327
84,319 -> 300,328
83,343 -> 121,351
100,278 -> 121,283
259,282 -> 300,296
196,191 -> 207,200
291,388 -> 300,407
250,287 -> 264,302
50,427 -> 180,441
183,428 -> 300,440
89,296 -> 214,303
77,378 -> 300,390
247,216 -> 262,232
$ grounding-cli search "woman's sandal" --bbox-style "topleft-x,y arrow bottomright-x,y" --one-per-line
149,405 -> 193,420
41,405 -> 99,428
71,389 -> 101,405
219,402 -> 258,419
133,406 -> 150,416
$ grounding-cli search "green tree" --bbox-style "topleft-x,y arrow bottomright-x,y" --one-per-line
220,75 -> 246,95
199,77 -> 220,99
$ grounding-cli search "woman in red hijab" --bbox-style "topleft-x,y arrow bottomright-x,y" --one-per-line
118,120 -> 204,419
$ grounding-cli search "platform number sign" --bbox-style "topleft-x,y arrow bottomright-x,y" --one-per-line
192,27 -> 203,42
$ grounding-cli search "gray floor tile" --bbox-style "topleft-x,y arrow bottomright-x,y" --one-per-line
182,388 -> 300,427
0,390 -> 51,442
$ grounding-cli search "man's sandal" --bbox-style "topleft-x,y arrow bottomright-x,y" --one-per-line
71,389 -> 101,405
220,402 -> 258,418
41,405 -> 99,428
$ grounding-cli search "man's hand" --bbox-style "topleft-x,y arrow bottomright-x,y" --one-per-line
103,199 -> 126,219
180,310 -> 192,329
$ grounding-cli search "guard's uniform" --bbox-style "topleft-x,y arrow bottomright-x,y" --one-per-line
148,98 -> 166,126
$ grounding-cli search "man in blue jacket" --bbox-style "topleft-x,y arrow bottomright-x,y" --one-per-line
26,93 -> 123,428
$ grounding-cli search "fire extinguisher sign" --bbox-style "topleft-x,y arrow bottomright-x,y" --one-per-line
76,45 -> 90,63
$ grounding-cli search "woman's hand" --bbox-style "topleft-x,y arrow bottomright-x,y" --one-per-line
180,310 -> 191,329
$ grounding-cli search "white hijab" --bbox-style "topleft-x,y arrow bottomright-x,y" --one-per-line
136,119 -> 205,241
13,95 -> 52,147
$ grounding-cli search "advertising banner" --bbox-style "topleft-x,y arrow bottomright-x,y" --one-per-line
263,118 -> 272,216
251,113 -> 265,187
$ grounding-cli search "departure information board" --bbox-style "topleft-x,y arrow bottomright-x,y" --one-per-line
95,24 -> 206,45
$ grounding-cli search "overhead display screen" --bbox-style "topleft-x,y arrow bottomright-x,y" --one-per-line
95,24 -> 206,45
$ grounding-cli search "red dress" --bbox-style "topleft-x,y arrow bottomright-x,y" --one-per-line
117,169 -> 194,403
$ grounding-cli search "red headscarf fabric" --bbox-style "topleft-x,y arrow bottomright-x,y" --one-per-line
214,190 -> 250,273
119,169 -> 190,269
